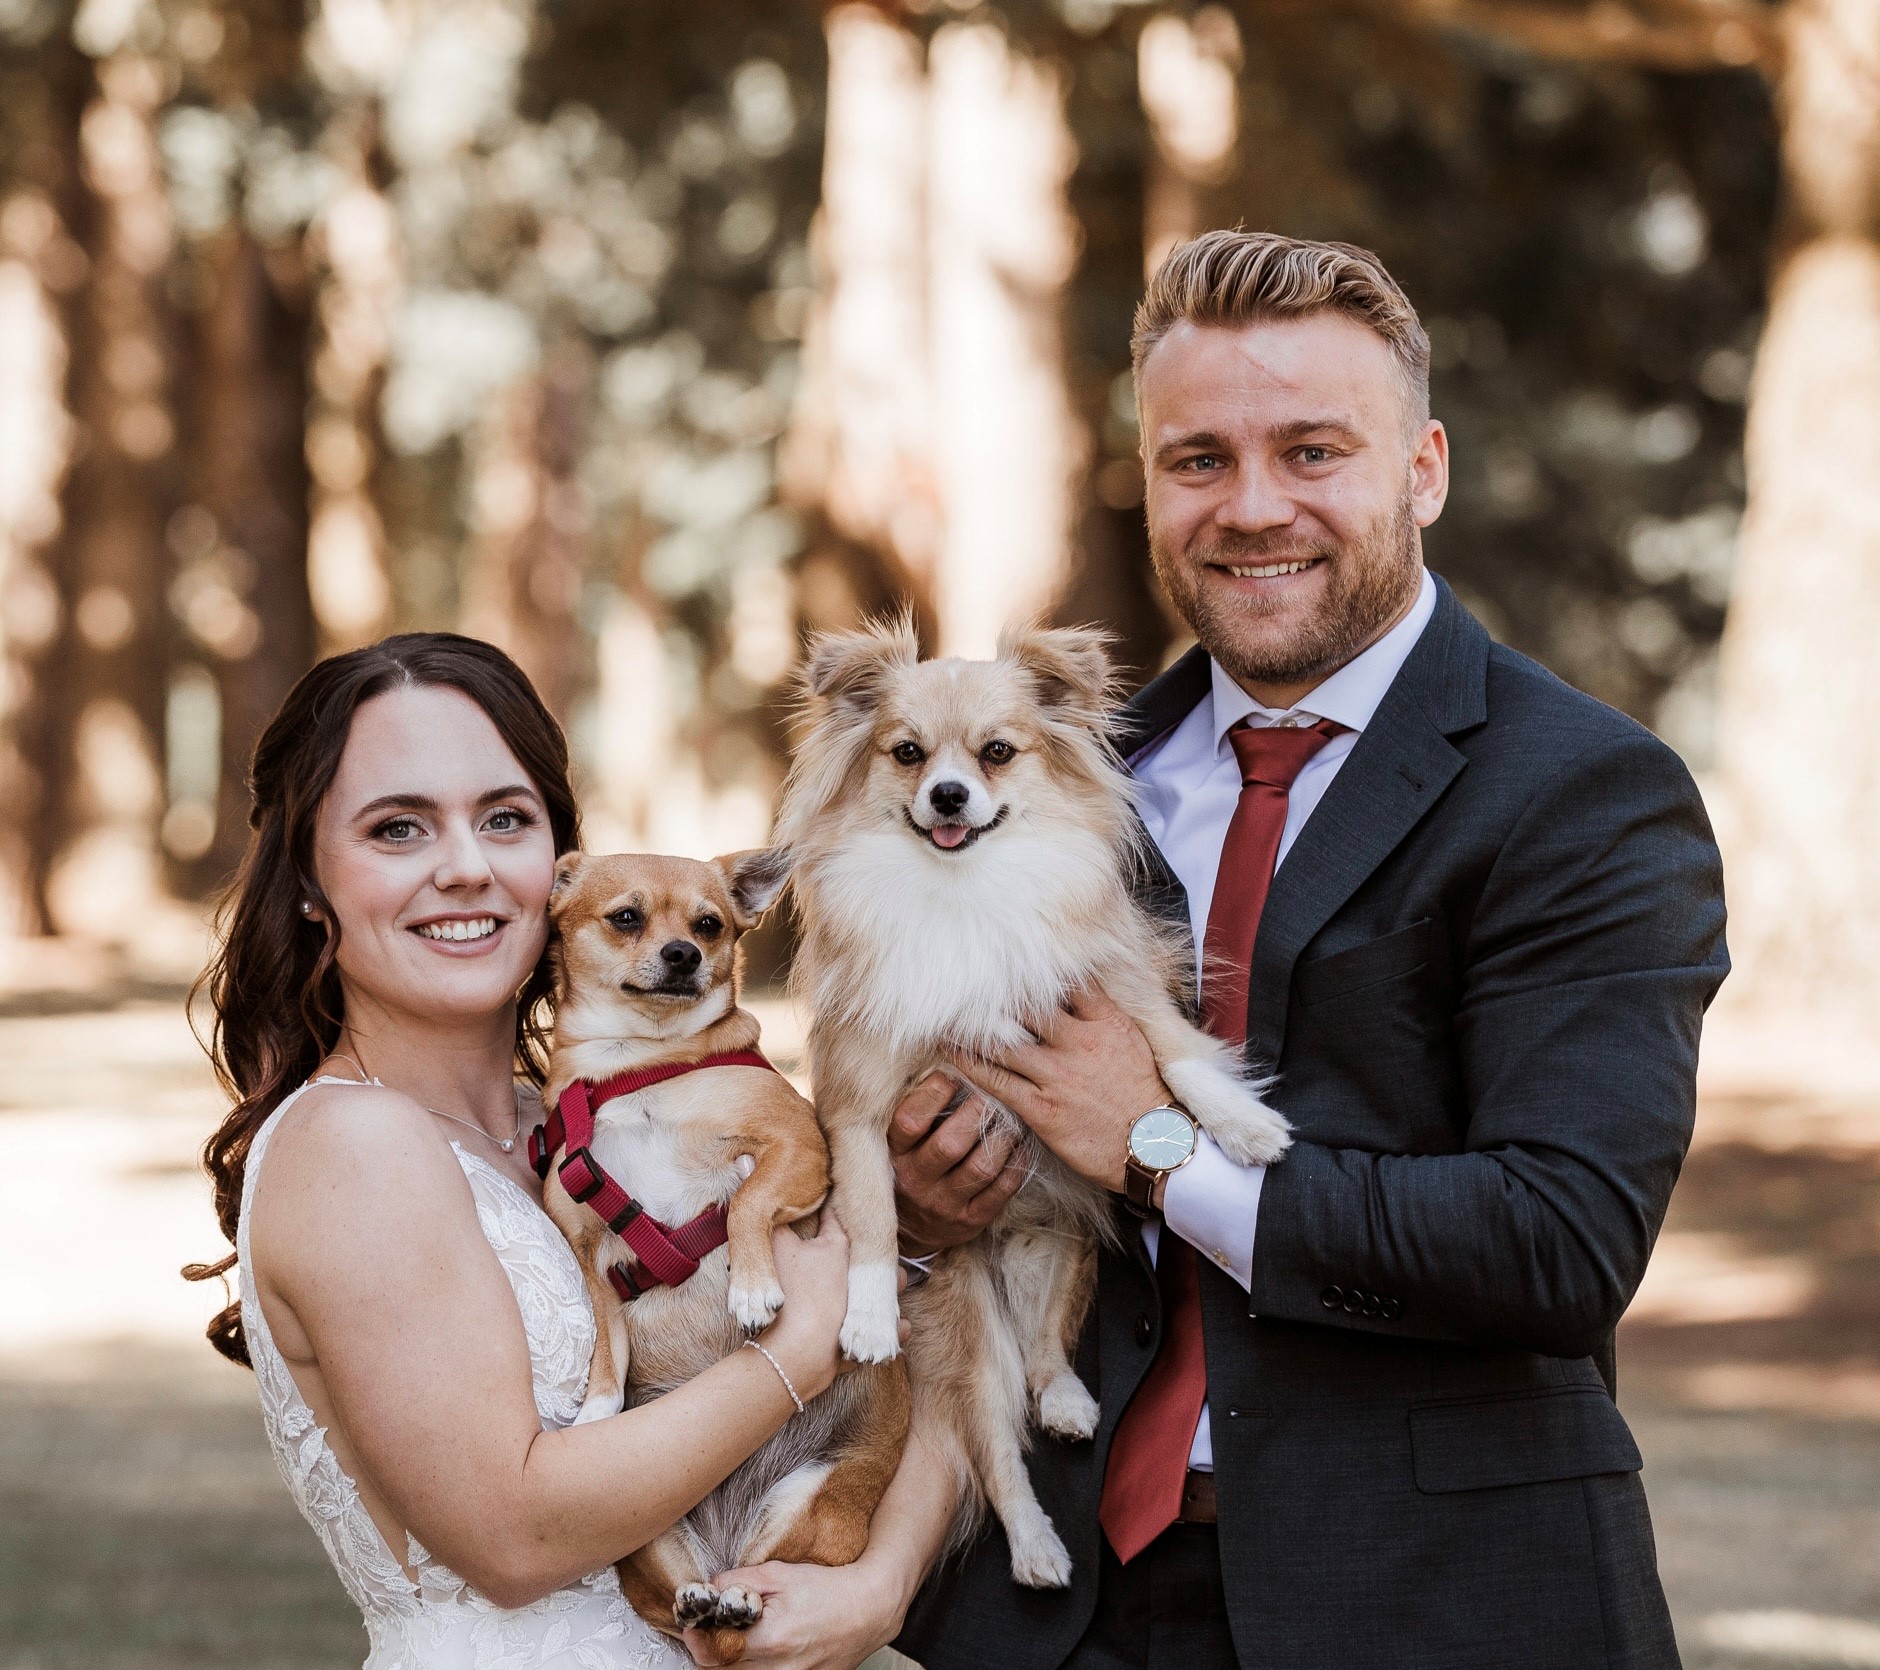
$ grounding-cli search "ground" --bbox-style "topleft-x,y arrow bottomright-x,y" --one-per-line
0,958 -> 1875,1670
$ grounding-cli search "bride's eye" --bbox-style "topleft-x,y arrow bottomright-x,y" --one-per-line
485,807 -> 534,833
373,816 -> 422,843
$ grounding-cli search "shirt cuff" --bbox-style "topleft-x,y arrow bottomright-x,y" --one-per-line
1160,1129 -> 1263,1293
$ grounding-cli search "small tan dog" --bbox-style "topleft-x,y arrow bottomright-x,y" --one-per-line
540,850 -> 909,1661
773,619 -> 1290,1588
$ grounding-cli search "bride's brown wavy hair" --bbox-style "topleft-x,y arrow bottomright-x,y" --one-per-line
182,633 -> 581,1366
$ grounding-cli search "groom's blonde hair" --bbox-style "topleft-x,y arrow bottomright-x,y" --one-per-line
1132,230 -> 1432,426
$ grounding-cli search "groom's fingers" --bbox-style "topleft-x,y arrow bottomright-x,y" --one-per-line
949,1051 -> 1042,1122
887,1069 -> 962,1154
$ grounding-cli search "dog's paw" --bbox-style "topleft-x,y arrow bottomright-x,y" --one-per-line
713,1585 -> 764,1630
838,1261 -> 902,1363
1164,1056 -> 1291,1166
1036,1373 -> 1099,1442
674,1583 -> 722,1629
839,1307 -> 901,1363
1006,1510 -> 1075,1589
572,1385 -> 625,1425
728,1279 -> 785,1332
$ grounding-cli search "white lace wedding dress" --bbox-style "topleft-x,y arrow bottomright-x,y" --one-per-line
238,1078 -> 687,1669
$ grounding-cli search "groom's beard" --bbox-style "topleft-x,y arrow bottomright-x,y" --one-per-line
1151,493 -> 1421,691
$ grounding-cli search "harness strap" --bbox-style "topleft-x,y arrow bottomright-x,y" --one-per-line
528,1049 -> 777,1301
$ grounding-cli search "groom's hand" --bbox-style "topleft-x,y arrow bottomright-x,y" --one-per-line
889,1069 -> 1028,1256
948,985 -> 1172,1196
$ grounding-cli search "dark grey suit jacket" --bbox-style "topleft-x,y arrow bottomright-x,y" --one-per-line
897,579 -> 1726,1670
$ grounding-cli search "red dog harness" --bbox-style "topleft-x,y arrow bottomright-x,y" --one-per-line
529,1051 -> 776,1304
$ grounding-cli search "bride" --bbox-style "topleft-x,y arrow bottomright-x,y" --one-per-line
184,633 -> 949,1669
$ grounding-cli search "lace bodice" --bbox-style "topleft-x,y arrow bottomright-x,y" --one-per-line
237,1078 -> 684,1669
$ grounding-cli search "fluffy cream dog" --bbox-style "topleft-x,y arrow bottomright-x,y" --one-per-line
772,618 -> 1289,1587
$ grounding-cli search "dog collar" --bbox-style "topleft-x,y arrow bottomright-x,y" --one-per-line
529,1050 -> 776,1301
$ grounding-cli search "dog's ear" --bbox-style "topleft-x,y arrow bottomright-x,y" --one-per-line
999,623 -> 1117,727
548,852 -> 585,919
799,613 -> 919,712
717,847 -> 792,930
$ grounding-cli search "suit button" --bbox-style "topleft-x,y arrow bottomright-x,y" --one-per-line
1361,1293 -> 1381,1316
1381,1298 -> 1403,1320
1135,1313 -> 1153,1347
1343,1291 -> 1363,1314
1320,1285 -> 1343,1309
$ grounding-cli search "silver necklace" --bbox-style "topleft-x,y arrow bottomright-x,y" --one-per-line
327,1053 -> 527,1153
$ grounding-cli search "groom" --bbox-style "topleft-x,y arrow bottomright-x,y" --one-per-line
890,230 -> 1726,1668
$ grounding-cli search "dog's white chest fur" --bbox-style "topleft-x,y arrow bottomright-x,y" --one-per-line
585,1090 -> 742,1225
807,825 -> 1123,1054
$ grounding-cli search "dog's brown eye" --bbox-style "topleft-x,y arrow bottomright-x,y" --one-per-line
607,907 -> 643,933
980,739 -> 1015,766
891,741 -> 925,767
694,914 -> 723,938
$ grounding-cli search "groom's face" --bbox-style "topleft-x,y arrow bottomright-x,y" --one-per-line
1138,311 -> 1449,703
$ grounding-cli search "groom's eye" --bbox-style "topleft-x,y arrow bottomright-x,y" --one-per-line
891,741 -> 926,767
607,907 -> 644,933
980,739 -> 1015,766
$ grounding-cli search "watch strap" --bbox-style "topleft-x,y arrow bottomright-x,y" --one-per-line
1123,1153 -> 1159,1213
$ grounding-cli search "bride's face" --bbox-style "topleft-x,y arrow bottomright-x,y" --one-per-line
311,683 -> 559,1034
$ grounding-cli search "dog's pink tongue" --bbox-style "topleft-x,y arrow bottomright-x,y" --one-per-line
930,822 -> 971,850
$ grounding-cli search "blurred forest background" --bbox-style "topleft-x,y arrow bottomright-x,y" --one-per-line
4,0 -> 1880,1666
0,0 -> 1875,1030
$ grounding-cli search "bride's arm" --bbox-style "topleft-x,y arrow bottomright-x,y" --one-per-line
252,1086 -> 849,1608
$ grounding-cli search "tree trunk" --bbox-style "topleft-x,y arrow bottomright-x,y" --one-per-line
781,3 -> 940,643
0,35 -> 87,935
36,53 -> 177,938
925,20 -> 1082,657
1711,0 -> 1880,1033
172,227 -> 315,893
1137,7 -> 1242,278
460,352 -> 591,722
305,110 -> 397,651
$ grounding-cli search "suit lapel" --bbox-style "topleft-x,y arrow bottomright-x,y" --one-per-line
1242,581 -> 1490,1063
1117,646 -> 1210,940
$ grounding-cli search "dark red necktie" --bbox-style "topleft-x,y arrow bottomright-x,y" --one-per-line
1099,717 -> 1342,1564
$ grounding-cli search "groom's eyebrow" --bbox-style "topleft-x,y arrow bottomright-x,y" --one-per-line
1268,415 -> 1364,445
1152,428 -> 1232,463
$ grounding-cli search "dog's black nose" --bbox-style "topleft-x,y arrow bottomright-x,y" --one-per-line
929,780 -> 970,818
660,940 -> 702,975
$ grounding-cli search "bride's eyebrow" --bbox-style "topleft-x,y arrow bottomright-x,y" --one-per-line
353,784 -> 540,820
354,792 -> 439,820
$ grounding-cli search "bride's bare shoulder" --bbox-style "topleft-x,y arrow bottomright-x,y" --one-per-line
258,1080 -> 464,1224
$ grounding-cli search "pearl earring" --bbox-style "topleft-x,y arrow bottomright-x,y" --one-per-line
300,900 -> 314,916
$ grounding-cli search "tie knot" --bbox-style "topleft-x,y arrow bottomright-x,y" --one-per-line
1227,718 -> 1344,788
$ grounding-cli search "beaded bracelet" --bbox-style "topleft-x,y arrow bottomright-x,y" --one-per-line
741,1338 -> 806,1414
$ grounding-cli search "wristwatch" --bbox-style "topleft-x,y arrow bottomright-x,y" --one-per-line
1122,1103 -> 1198,1213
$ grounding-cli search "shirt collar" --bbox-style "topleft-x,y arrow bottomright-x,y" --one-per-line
1208,566 -> 1438,752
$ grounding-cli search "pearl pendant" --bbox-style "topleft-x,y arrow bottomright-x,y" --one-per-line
499,1137 -> 516,1152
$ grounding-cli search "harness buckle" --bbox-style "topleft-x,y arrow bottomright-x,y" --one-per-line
606,1261 -> 648,1303
526,1125 -> 552,1180
604,1196 -> 643,1237
560,1147 -> 604,1204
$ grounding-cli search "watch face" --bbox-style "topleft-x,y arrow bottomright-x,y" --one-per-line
1129,1107 -> 1196,1170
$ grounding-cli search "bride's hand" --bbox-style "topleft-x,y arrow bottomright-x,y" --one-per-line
755,1210 -> 852,1402
681,1555 -> 908,1669
755,1212 -> 912,1405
